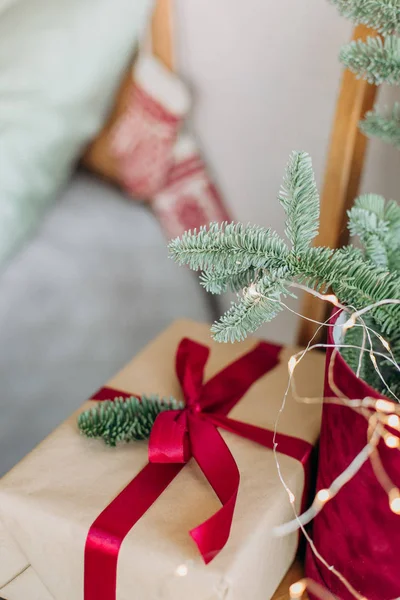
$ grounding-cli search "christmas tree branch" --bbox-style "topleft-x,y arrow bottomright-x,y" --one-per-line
330,0 -> 400,35
278,151 -> 320,255
360,103 -> 400,148
210,275 -> 287,342
199,266 -> 258,294
169,152 -> 400,340
340,35 -> 400,85
348,194 -> 400,271
168,222 -> 290,273
169,151 -> 400,391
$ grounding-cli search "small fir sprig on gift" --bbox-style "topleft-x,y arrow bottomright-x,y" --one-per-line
169,151 -> 400,396
78,395 -> 184,446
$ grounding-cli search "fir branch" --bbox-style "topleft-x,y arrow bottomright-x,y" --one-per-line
211,275 -> 286,342
385,197 -> 400,229
330,0 -> 400,35
353,192 -> 387,218
348,197 -> 390,267
168,150 -> 400,391
348,206 -> 389,239
78,395 -> 184,446
386,199 -> 400,271
278,152 -> 320,254
200,266 -> 258,294
168,222 -> 289,273
288,245 -> 400,336
340,35 -> 400,85
360,103 -> 400,148
349,194 -> 400,271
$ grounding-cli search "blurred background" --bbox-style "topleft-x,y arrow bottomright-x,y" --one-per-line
0,0 -> 399,475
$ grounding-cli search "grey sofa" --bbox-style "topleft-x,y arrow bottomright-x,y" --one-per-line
0,171 -> 213,476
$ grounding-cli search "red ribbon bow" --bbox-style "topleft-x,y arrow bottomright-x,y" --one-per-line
84,338 -> 312,600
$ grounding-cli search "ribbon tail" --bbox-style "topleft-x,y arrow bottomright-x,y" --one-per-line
85,462 -> 183,600
188,416 -> 240,564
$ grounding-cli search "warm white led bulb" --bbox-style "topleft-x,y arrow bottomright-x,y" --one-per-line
385,435 -> 399,449
388,414 -> 400,429
288,356 -> 297,375
289,580 -> 307,598
343,315 -> 356,331
377,335 -> 391,352
325,294 -> 339,306
246,284 -> 260,299
175,564 -> 188,577
369,352 -> 378,368
376,399 -> 394,414
390,497 -> 400,515
316,489 -> 331,504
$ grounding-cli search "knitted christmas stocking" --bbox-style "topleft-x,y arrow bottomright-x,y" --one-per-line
111,54 -> 190,199
152,134 -> 232,239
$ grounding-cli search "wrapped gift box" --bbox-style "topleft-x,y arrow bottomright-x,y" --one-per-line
0,320 -> 324,600
0,519 -> 53,599
0,567 -> 53,600
0,518 -> 28,589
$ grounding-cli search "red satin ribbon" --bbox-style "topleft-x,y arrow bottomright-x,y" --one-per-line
84,338 -> 312,600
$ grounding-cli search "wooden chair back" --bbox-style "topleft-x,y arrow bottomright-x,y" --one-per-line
297,25 -> 378,345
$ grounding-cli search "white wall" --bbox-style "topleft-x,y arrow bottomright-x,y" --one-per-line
175,0 -> 400,344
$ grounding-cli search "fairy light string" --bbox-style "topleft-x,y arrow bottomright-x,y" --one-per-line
262,291 -> 400,600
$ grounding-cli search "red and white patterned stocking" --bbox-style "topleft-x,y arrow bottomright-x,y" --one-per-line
111,55 -> 190,199
152,134 -> 232,239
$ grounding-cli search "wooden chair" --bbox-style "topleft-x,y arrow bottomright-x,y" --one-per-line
297,25 -> 378,346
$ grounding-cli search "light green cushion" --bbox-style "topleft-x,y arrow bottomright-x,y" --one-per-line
0,0 -> 154,267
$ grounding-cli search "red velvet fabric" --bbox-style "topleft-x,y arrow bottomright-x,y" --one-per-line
305,311 -> 400,600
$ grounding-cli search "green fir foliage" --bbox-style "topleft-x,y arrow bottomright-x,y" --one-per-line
330,0 -> 400,35
340,35 -> 400,85
169,151 -> 400,394
278,152 -> 320,255
332,1 -> 400,150
360,103 -> 400,149
78,395 -> 184,446
348,194 -> 400,271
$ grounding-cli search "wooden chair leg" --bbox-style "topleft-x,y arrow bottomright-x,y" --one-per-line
151,0 -> 174,71
296,25 -> 378,347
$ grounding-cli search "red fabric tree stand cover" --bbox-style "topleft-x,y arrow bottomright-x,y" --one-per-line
305,310 -> 400,600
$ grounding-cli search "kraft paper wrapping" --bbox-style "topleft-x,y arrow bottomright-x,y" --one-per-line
0,320 -> 324,600
0,518 -> 52,599
0,518 -> 28,589
0,567 -> 53,600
